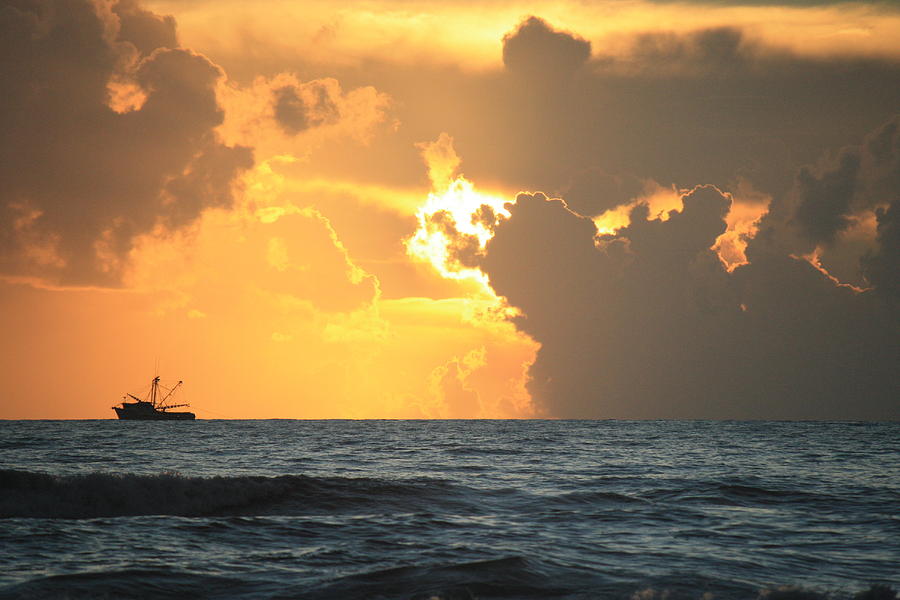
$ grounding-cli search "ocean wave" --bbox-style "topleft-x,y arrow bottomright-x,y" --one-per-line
553,489 -> 649,506
0,568 -> 247,600
624,585 -> 898,600
757,584 -> 897,600
0,470 -> 467,519
641,479 -> 872,510
1,564 -> 894,600
293,556 -> 578,600
2,468 -> 883,520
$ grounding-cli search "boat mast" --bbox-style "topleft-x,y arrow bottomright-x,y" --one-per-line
150,376 -> 160,407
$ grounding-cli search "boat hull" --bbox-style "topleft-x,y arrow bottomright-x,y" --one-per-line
113,405 -> 195,420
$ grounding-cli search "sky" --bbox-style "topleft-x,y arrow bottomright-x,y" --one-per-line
1,0 -> 897,419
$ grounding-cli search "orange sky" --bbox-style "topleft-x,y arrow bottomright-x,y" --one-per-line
1,0 -> 898,419
0,133 -> 537,419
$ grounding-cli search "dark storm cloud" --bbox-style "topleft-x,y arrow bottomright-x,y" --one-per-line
473,116 -> 898,420
747,117 -> 900,292
863,201 -> 900,302
492,23 -> 900,204
791,152 -> 861,246
112,0 -> 177,57
842,118 -> 900,302
560,169 -> 646,217
0,0 -> 252,286
481,181 -> 899,419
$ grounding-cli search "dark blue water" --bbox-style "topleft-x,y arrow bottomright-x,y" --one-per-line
1,420 -> 897,599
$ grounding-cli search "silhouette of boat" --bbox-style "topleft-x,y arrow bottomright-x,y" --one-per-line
112,376 -> 195,420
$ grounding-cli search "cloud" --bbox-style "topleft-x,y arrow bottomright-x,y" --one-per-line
858,119 -> 900,302
863,202 -> 900,302
113,0 -> 178,57
273,81 -> 340,135
748,117 -> 899,292
502,16 -> 591,77
480,177 -> 898,419
157,10 -> 900,223
792,152 -> 861,246
418,132 -> 462,192
216,73 -> 393,162
0,0 -> 252,286
406,133 -> 511,287
293,18 -> 900,213
558,168 -> 646,218
164,1 -> 900,86
424,348 -> 485,418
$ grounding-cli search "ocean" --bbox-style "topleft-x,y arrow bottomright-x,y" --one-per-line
0,420 -> 897,599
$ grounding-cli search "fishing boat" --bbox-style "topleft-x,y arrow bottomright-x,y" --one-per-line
112,376 -> 196,420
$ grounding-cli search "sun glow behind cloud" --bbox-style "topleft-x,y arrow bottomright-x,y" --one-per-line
592,183 -> 684,236
591,183 -> 771,272
714,183 -> 771,272
406,134 -> 511,291
407,177 -> 509,287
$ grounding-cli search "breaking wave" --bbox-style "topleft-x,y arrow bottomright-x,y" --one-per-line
0,469 -> 468,519
1,469 -> 891,520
